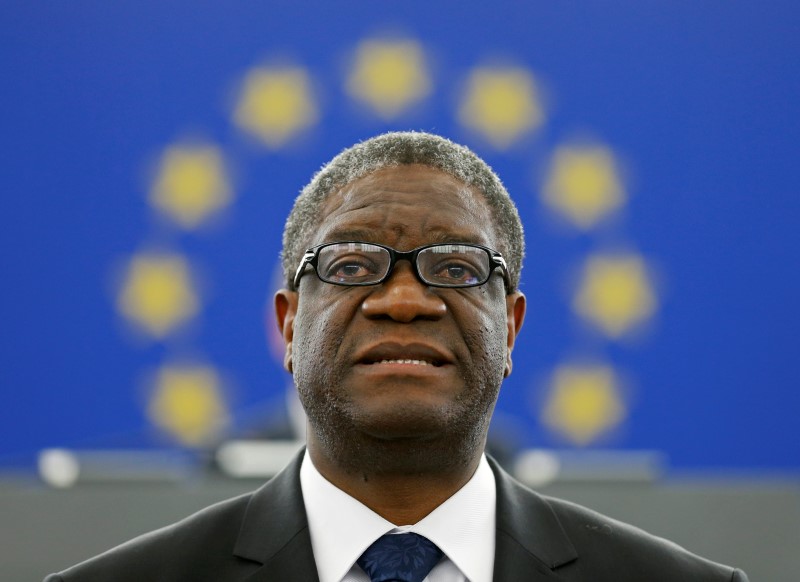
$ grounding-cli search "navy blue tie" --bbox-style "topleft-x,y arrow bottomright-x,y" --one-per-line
357,533 -> 443,582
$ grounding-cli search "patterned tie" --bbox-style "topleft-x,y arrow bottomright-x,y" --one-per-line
357,533 -> 443,582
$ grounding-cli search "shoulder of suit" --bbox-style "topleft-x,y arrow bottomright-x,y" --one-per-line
47,451 -> 309,582
50,489 -> 255,582
491,459 -> 747,579
537,492 -> 744,580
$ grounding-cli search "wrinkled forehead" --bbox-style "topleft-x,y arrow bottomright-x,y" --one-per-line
334,164 -> 480,204
315,165 -> 498,247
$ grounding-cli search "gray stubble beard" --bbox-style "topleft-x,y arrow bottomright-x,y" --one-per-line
294,341 -> 505,480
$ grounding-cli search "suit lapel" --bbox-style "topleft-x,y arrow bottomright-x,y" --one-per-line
489,457 -> 578,581
234,450 -> 321,582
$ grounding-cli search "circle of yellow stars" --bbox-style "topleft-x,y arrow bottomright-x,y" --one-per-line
112,34 -> 659,448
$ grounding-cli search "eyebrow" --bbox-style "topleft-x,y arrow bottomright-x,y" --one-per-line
321,227 -> 488,246
322,228 -> 380,241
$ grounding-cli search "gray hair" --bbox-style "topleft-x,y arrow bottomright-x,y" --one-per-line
281,131 -> 524,291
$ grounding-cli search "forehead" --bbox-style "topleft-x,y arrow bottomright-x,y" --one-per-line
314,164 -> 497,248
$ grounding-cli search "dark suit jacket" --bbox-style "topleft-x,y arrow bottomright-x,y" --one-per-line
46,452 -> 749,581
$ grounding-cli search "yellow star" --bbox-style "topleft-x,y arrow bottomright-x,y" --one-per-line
149,145 -> 232,229
346,39 -> 432,119
573,255 -> 657,337
542,364 -> 626,445
458,67 -> 543,149
233,66 -> 318,148
148,365 -> 229,446
543,146 -> 625,229
116,254 -> 199,338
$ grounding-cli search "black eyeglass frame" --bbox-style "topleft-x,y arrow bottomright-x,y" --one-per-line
293,241 -> 513,293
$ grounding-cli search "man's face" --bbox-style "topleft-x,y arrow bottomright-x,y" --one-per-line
276,164 -> 525,471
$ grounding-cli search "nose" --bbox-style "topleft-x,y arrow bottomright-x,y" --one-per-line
361,261 -> 447,322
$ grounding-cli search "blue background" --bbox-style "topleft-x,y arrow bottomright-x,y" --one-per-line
1,1 -> 798,472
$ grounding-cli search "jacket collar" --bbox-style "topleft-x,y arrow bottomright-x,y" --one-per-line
490,456 -> 578,580
234,450 -> 321,581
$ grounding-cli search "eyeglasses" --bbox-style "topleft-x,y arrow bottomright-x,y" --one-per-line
293,241 -> 511,292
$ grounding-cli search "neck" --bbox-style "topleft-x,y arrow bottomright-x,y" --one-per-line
307,432 -> 484,525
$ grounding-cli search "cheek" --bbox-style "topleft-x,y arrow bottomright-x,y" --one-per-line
482,314 -> 509,364
291,296 -> 354,385
459,305 -> 508,376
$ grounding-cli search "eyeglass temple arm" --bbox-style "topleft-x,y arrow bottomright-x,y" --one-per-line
492,254 -> 513,291
293,249 -> 317,289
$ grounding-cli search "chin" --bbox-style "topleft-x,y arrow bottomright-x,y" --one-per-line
340,406 -> 486,470
357,417 -> 448,442
302,381 -> 496,473
352,399 -> 459,436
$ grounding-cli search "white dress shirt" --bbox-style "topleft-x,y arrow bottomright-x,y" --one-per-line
300,450 -> 496,582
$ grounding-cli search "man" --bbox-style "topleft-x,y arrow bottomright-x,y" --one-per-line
47,132 -> 749,581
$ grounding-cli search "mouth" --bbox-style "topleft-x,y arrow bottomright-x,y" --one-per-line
355,342 -> 452,368
370,358 -> 439,367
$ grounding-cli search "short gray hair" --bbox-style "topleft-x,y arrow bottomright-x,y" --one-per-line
281,131 -> 524,291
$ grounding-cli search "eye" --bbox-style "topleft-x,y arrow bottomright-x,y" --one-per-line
322,255 -> 382,283
430,260 -> 481,284
339,264 -> 363,276
418,245 -> 491,286
445,265 -> 469,280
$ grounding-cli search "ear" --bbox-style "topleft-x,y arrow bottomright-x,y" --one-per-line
274,289 -> 299,374
503,291 -> 526,378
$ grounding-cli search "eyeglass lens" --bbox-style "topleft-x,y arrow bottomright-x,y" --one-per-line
317,242 -> 492,287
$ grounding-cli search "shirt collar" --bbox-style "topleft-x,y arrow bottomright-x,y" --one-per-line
300,450 -> 496,582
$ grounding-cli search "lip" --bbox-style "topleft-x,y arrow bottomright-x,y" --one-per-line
353,342 -> 454,368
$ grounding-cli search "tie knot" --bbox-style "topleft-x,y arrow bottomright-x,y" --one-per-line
357,533 -> 443,582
